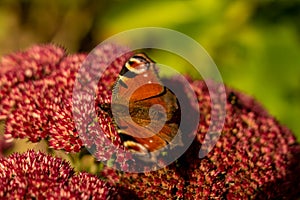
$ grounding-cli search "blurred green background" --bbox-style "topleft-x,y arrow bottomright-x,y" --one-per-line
0,0 -> 299,140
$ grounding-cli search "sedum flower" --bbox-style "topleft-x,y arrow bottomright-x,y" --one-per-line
0,150 -> 120,199
101,80 -> 300,199
0,44 -> 299,199
0,44 -> 66,118
1,44 -> 129,153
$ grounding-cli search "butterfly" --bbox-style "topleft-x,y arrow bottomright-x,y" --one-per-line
99,53 -> 182,161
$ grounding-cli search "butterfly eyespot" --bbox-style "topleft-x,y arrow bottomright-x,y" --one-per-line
128,60 -> 136,66
124,54 -> 154,75
131,54 -> 151,64
118,131 -> 149,153
124,141 -> 149,154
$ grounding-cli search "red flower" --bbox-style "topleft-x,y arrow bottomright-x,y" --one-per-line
101,80 -> 300,199
0,150 -> 120,199
0,44 -> 299,199
1,44 -> 129,153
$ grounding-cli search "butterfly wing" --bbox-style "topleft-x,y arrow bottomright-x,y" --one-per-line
103,53 -> 182,156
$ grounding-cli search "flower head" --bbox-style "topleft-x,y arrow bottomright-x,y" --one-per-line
1,44 -> 130,153
1,44 -> 299,199
101,80 -> 300,199
0,150 -> 120,199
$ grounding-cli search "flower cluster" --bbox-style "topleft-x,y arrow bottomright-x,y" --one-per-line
0,44 -> 129,153
0,44 -> 299,199
72,45 -> 133,163
101,80 -> 300,199
0,150 -> 120,199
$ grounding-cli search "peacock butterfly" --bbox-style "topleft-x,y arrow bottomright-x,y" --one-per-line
99,53 -> 182,161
